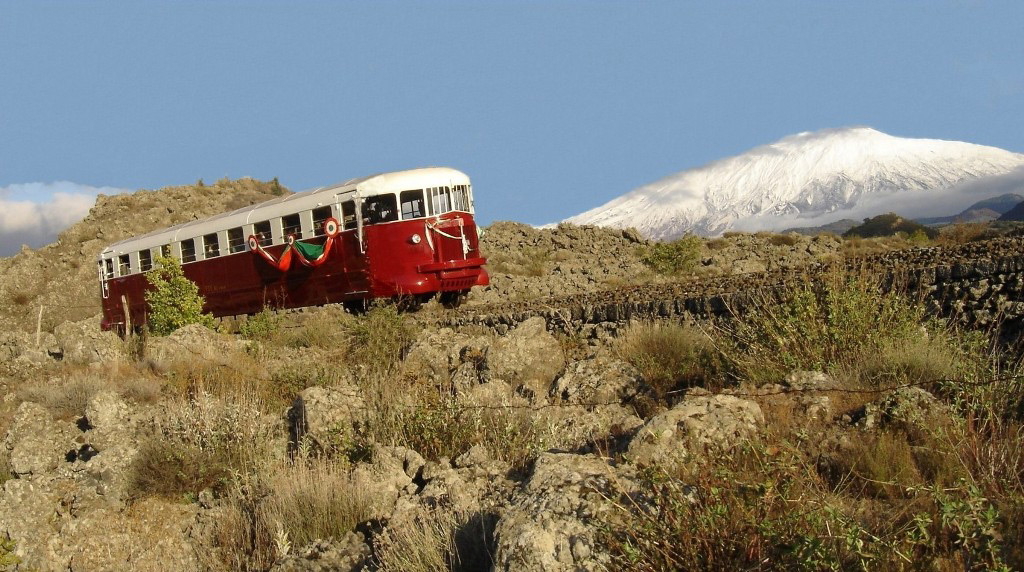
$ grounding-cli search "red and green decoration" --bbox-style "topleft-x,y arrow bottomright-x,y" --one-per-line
248,217 -> 341,271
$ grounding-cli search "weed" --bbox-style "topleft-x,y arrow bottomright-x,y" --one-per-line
723,272 -> 927,384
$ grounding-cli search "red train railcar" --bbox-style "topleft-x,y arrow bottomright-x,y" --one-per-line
97,167 -> 489,332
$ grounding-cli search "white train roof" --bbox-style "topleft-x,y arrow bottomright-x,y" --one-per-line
100,167 -> 470,258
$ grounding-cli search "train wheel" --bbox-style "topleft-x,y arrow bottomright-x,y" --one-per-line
439,289 -> 469,309
342,299 -> 367,314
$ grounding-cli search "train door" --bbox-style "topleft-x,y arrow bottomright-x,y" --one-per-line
336,194 -> 370,296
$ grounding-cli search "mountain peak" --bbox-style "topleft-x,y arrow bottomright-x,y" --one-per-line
565,127 -> 1024,239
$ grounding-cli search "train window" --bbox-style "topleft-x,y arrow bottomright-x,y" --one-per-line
362,194 -> 399,225
429,186 -> 452,214
451,185 -> 465,211
400,190 -> 426,220
104,258 -> 114,279
341,201 -> 357,230
139,250 -> 153,272
311,206 -> 332,236
118,254 -> 130,276
203,233 -> 220,258
181,239 -> 197,263
253,221 -> 272,246
227,227 -> 246,253
160,245 -> 171,258
282,214 -> 301,238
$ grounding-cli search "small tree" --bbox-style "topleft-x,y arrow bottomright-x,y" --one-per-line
145,255 -> 216,335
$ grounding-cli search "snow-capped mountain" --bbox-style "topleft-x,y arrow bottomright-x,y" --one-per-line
564,127 -> 1024,239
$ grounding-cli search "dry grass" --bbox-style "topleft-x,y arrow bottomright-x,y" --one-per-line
615,321 -> 726,408
18,363 -> 162,419
937,222 -> 990,246
374,508 -> 496,572
216,457 -> 380,570
128,388 -> 272,501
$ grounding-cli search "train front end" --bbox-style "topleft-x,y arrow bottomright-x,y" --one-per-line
357,169 -> 489,303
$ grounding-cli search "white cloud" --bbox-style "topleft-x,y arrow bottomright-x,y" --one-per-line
0,182 -> 132,256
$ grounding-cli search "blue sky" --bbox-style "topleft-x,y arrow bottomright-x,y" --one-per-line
1,1 -> 1022,254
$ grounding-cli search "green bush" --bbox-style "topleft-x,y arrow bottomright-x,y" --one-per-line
616,322 -> 726,407
726,274 -> 927,383
642,235 -> 702,275
238,307 -> 281,341
145,255 -> 216,336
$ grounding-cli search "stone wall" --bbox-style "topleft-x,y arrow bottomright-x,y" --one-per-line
439,236 -> 1024,338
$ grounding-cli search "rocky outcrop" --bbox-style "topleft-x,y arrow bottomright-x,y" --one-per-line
270,532 -> 372,572
626,393 -> 764,467
487,317 -> 564,401
145,323 -> 248,370
0,394 -> 205,570
493,452 -> 635,572
53,315 -> 122,365
288,384 -> 367,456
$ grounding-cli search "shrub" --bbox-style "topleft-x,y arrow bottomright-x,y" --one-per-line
129,439 -> 233,500
129,390 -> 270,500
374,508 -> 496,572
216,458 -> 380,570
145,255 -> 216,336
238,307 -> 281,341
346,304 -> 418,376
282,307 -> 351,350
615,322 -> 725,406
724,273 -> 926,384
642,235 -> 701,275
601,444 -> 1014,571
380,390 -> 547,472
767,233 -> 800,247
843,213 -> 939,240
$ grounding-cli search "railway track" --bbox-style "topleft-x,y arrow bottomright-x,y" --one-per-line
432,235 -> 1024,332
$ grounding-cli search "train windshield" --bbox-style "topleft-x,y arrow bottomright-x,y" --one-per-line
424,185 -> 471,216
362,194 -> 399,225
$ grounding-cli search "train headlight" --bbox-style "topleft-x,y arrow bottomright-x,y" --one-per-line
410,234 -> 422,244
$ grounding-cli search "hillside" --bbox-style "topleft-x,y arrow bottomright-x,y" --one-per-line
564,127 -> 1024,239
843,213 -> 939,239
998,199 -> 1024,221
918,192 -> 1024,225
1,184 -> 1023,571
0,178 -> 287,335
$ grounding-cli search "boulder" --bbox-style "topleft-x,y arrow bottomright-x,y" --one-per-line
550,356 -> 641,405
270,532 -> 372,572
53,315 -> 122,365
145,323 -> 246,370
488,317 -> 564,400
4,401 -> 73,477
493,452 -> 634,572
880,387 -> 948,429
288,385 -> 368,456
76,391 -> 141,499
626,394 -> 764,467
